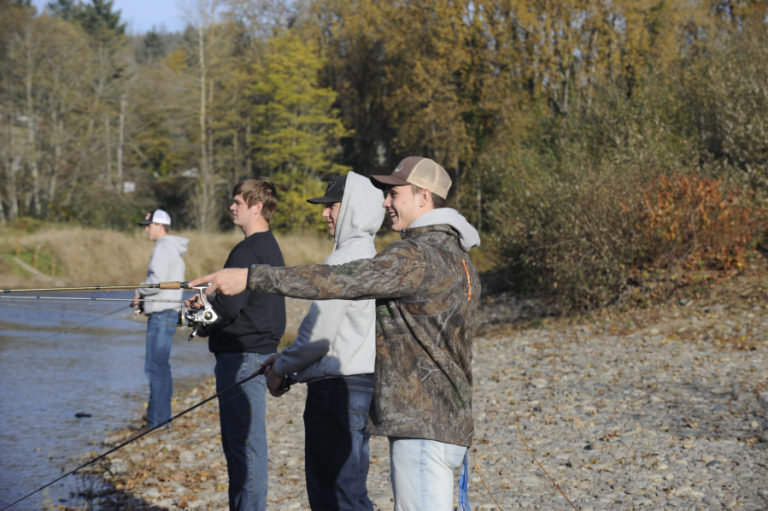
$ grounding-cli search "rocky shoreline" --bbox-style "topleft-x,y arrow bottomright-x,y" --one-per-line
76,296 -> 768,510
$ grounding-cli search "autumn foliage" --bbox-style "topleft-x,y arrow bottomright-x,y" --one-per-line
2,1 -> 768,310
639,174 -> 765,272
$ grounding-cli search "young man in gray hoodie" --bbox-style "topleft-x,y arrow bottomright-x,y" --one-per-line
262,172 -> 384,510
131,209 -> 188,429
191,157 -> 481,510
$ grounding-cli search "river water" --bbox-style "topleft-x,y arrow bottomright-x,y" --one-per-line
0,292 -> 214,510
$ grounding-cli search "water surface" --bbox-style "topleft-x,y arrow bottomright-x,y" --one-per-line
0,292 -> 214,510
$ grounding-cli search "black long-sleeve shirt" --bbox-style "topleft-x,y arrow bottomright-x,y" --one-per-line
201,230 -> 286,354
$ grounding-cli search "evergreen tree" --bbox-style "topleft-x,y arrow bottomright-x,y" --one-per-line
251,31 -> 349,177
250,30 -> 349,232
138,30 -> 166,63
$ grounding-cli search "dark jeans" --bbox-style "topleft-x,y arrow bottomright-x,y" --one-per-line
144,309 -> 177,427
215,352 -> 271,511
304,374 -> 375,511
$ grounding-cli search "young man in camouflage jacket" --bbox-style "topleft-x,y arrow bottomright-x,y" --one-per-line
191,157 -> 481,510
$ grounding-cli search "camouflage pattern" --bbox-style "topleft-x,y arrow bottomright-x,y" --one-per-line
248,223 -> 480,446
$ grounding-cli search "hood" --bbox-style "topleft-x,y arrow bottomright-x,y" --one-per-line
408,208 -> 480,252
326,171 -> 385,265
158,234 -> 189,256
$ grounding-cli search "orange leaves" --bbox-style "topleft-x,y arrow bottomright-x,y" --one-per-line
640,173 -> 765,271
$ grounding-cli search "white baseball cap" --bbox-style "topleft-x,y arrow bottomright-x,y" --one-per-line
138,209 -> 172,226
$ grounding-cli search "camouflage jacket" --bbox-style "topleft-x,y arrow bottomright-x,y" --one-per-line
247,223 -> 480,446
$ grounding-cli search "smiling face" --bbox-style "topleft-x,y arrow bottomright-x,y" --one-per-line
322,201 -> 341,237
382,184 -> 428,231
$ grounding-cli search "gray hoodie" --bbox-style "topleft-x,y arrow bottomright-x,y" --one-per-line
273,171 -> 385,381
408,207 -> 481,251
138,234 -> 188,314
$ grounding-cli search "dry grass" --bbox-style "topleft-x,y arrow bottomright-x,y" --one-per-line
0,225 -> 340,344
0,225 -> 334,288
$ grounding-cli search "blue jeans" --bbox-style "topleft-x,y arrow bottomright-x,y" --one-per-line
389,438 -> 468,511
215,352 -> 271,511
144,309 -> 177,428
304,374 -> 374,511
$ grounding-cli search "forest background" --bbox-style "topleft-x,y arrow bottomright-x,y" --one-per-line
1,0 -> 768,311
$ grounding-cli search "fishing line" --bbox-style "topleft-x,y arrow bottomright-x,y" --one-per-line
0,295 -> 183,324
469,448 -> 503,510
0,365 -> 286,511
0,301 -> 129,320
513,405 -> 579,510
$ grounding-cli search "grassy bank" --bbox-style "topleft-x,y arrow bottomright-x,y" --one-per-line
0,224 -> 357,345
0,224 -> 342,289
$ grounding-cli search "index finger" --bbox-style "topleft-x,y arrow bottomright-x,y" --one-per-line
188,274 -> 216,290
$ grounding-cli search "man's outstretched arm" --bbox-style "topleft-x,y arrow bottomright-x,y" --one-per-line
192,241 -> 426,302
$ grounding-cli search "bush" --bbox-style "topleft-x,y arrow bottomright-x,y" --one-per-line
47,188 -> 152,232
493,162 -> 646,310
638,173 -> 765,271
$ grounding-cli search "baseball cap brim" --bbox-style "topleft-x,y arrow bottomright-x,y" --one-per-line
307,175 -> 346,204
306,196 -> 341,204
370,174 -> 410,187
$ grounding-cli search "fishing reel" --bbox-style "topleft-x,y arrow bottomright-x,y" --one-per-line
184,286 -> 218,341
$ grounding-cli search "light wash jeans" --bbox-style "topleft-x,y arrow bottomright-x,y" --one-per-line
144,309 -> 177,428
215,352 -> 271,511
389,437 -> 468,511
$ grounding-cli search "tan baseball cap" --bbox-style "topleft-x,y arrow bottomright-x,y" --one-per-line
371,156 -> 452,199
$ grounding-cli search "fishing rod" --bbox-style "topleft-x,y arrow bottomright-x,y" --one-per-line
0,367 -> 298,511
1,281 -> 194,294
0,282 -> 219,331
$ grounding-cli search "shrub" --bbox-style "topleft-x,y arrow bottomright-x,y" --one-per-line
490,160 -> 647,310
638,173 -> 765,271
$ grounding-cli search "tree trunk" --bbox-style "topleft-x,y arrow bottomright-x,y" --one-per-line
49,113 -> 61,206
208,77 -> 214,179
26,117 -> 41,216
245,120 -> 252,175
197,23 -> 215,231
24,28 -> 41,216
117,94 -> 126,193
104,114 -> 112,186
6,156 -> 21,220
0,114 -> 7,223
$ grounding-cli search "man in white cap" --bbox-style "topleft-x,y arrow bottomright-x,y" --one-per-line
131,209 -> 188,429
190,157 -> 481,510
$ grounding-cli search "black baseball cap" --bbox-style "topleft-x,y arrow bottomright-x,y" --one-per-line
307,175 -> 346,204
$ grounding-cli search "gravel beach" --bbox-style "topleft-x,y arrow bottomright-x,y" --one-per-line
82,295 -> 768,510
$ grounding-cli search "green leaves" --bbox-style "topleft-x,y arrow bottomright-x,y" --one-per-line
251,32 -> 349,178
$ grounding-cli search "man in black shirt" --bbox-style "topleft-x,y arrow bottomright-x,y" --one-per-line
191,178 -> 285,511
